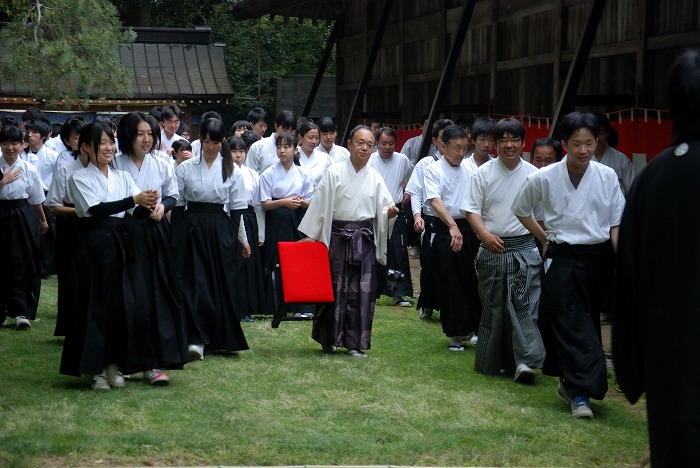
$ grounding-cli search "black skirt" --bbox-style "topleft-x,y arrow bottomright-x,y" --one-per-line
123,214 -> 190,369
231,207 -> 265,316
0,200 -> 41,321
53,212 -> 78,336
171,202 -> 249,353
60,217 -> 152,376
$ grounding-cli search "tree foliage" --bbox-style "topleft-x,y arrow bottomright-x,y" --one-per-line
111,0 -> 335,112
1,0 -> 135,107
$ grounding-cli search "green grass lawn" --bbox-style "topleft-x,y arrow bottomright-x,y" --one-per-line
0,277 -> 648,467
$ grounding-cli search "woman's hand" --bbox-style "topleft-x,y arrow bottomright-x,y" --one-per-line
149,203 -> 165,222
134,190 -> 158,209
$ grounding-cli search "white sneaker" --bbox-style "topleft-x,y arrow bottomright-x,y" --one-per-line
418,308 -> 433,320
92,374 -> 110,390
189,344 -> 204,361
346,349 -> 368,358
105,363 -> 125,388
469,335 -> 478,345
514,363 -> 536,384
144,369 -> 170,386
15,316 -> 31,330
392,297 -> 411,307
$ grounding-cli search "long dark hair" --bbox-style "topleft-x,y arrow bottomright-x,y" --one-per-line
200,118 -> 232,181
79,122 -> 115,166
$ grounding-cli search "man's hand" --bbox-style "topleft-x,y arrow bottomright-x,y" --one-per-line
241,242 -> 251,258
449,224 -> 463,252
388,205 -> 400,219
480,231 -> 505,254
37,220 -> 49,235
413,213 -> 425,233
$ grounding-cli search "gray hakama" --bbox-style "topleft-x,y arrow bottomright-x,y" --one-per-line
474,235 -> 545,375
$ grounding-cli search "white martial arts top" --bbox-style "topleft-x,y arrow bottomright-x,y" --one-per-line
317,143 -> 350,164
21,145 -> 58,192
405,153 -> 441,217
175,154 -> 247,209
424,156 -> 474,220
298,147 -> 332,187
45,135 -> 67,154
45,159 -> 85,207
462,158 -> 540,237
238,164 -> 266,242
160,130 -> 185,151
298,157 -> 395,264
593,145 -> 635,195
511,160 -> 625,245
369,151 -> 413,204
56,149 -> 76,170
112,153 -> 179,215
0,156 -> 45,204
258,160 -> 314,202
401,134 -> 436,165
69,163 -> 139,218
245,134 -> 279,174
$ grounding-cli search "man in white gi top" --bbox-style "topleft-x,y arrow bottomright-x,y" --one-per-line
462,117 -> 545,384
298,125 -> 398,358
424,125 -> 481,351
511,112 -> 625,419
592,113 -> 635,195
245,110 -> 296,174
369,127 -> 414,306
158,105 -> 186,152
405,118 -> 453,320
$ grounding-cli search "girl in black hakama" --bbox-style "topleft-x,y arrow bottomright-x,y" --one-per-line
0,126 -> 48,329
172,118 -> 251,360
113,112 -> 190,385
59,122 -> 160,390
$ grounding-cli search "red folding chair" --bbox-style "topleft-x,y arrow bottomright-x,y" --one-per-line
271,241 -> 335,328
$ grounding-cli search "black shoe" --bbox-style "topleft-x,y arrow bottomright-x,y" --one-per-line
241,315 -> 255,323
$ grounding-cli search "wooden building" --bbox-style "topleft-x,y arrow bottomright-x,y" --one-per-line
233,0 -> 699,153
0,26 -> 233,128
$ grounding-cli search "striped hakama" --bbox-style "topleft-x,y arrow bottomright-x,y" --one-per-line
474,234 -> 545,375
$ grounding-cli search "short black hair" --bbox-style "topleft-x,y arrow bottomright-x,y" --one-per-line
117,112 -> 160,158
59,118 -> 85,147
376,127 -> 397,142
317,117 -> 337,133
171,139 -> 191,154
0,125 -> 23,143
470,118 -> 495,140
494,117 -> 525,141
21,107 -> 46,122
247,107 -> 268,125
431,119 -> 454,139
441,124 -> 468,145
668,48 -> 700,139
240,130 -> 260,150
160,105 -> 183,122
25,120 -> 51,140
231,120 -> 253,134
557,112 -> 598,142
274,110 -> 297,130
531,138 -> 563,161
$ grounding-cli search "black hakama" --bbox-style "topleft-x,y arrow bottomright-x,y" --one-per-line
262,205 -> 305,273
171,202 -> 249,353
539,241 -> 613,400
60,217 -> 151,376
375,211 -> 414,298
312,220 -> 377,351
416,213 -> 439,310
231,206 -> 265,317
52,209 -> 78,336
430,218 -> 482,338
123,215 -> 190,369
0,200 -> 41,322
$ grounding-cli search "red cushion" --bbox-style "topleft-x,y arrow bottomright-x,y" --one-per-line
278,241 -> 334,303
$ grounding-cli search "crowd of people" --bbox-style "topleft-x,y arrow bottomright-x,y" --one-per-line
1,47 -> 699,467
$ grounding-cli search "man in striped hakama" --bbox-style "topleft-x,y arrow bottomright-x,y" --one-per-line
462,118 -> 545,384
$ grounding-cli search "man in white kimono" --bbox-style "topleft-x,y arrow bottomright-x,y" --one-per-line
405,118 -> 453,320
298,125 -> 398,358
423,125 -> 481,351
245,111 -> 296,174
512,112 -> 625,419
462,118 -> 545,384
592,113 -> 635,195
369,128 -> 414,306
159,105 -> 186,152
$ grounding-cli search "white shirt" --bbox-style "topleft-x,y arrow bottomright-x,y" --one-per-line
424,156 -> 473,220
369,151 -> 413,204
299,148 -> 333,187
245,134 -> 279,174
405,153 -> 441,217
317,143 -> 350,164
160,129 -> 185,151
21,145 -> 59,191
0,156 -> 45,204
462,158 -> 540,237
511,160 -> 625,245
69,164 -> 139,218
258,161 -> 314,202
45,135 -> 67,154
56,149 -> 76,169
45,159 -> 85,207
298,157 -> 395,264
238,164 -> 266,242
112,153 -> 178,215
594,145 -> 635,195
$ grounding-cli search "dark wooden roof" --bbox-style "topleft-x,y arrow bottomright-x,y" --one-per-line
0,26 -> 233,101
231,0 -> 350,22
